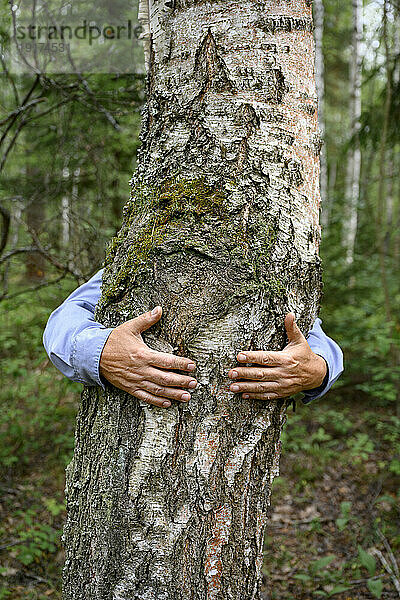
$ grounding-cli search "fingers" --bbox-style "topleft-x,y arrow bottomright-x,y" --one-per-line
228,367 -> 283,381
146,366 -> 197,390
125,306 -> 163,335
132,388 -> 173,409
120,365 -> 198,408
284,312 -> 305,344
147,350 -> 196,372
140,380 -> 192,403
229,381 -> 280,395
236,350 -> 288,366
241,392 -> 284,400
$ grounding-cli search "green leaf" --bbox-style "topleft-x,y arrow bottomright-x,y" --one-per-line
44,497 -> 65,516
340,501 -> 352,515
389,459 -> 400,475
335,517 -> 348,531
310,555 -> 336,574
358,546 -> 376,576
367,578 -> 383,599
328,585 -> 350,596
293,573 -> 311,582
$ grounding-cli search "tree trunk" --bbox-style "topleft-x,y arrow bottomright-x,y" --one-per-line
343,0 -> 362,265
392,7 -> 400,271
61,166 -> 71,249
63,2 -> 322,599
314,0 -> 328,228
25,166 -> 46,281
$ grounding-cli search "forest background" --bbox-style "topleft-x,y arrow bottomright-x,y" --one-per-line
0,0 -> 399,598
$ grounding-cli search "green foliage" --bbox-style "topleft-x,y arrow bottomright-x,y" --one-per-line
368,577 -> 384,599
270,398 -> 399,598
336,501 -> 352,531
13,509 -> 62,566
358,545 -> 376,576
0,282 -> 79,473
292,553 -> 349,597
346,433 -> 375,463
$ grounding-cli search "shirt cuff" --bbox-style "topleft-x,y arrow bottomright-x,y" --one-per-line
70,325 -> 114,388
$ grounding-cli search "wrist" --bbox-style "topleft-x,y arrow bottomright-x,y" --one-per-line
305,353 -> 328,390
314,354 -> 328,387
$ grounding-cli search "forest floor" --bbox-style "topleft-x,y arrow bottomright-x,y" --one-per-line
261,399 -> 400,600
0,289 -> 399,600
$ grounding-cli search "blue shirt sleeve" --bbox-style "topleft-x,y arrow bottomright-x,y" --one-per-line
303,317 -> 344,403
42,269 -> 113,389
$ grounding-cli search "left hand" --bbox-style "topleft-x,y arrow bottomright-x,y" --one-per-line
227,313 -> 327,400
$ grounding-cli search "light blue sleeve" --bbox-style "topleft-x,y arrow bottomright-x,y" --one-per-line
42,269 -> 113,388
302,317 -> 344,404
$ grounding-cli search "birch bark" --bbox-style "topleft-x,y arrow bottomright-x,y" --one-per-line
344,0 -> 363,265
63,1 -> 322,599
313,0 -> 328,227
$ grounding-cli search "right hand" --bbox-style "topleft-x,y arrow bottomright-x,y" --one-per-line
99,306 -> 197,409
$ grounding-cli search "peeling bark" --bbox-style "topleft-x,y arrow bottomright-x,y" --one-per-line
63,1 -> 322,599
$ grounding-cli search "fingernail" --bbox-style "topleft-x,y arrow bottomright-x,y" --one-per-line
187,363 -> 196,371
163,401 -> 171,407
237,353 -> 247,361
230,370 -> 238,379
181,393 -> 190,401
188,380 -> 197,389
243,394 -> 249,399
151,306 -> 161,315
230,384 -> 240,392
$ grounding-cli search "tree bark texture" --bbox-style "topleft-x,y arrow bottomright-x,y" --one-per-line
63,1 -> 322,599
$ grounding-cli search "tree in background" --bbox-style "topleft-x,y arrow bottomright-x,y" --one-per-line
0,70 -> 144,295
62,0 -> 322,598
343,0 -> 363,265
321,0 -> 400,404
314,0 -> 329,227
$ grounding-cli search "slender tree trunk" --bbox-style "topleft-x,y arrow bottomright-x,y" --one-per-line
392,8 -> 400,270
314,0 -> 328,228
377,0 -> 393,327
111,151 -> 123,228
63,2 -> 322,599
344,0 -> 363,265
328,158 -> 337,203
394,153 -> 400,271
384,153 -> 393,257
25,165 -> 46,281
61,166 -> 70,249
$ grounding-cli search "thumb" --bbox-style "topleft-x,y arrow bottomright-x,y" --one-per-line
126,306 -> 162,335
284,313 -> 305,344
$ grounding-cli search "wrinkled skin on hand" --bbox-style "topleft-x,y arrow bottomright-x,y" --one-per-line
228,313 -> 327,400
99,306 -> 197,408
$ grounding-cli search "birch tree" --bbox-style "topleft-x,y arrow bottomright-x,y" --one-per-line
62,1 -> 322,598
344,0 -> 363,265
314,0 -> 328,227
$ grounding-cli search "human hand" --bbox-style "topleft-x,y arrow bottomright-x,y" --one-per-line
227,313 -> 327,400
99,306 -> 197,409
